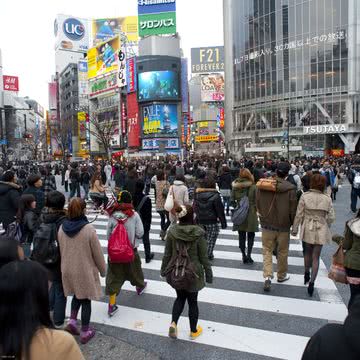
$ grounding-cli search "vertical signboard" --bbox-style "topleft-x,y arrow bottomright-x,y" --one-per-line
3,75 -> 19,91
181,58 -> 189,113
48,82 -> 58,110
121,96 -> 127,135
127,93 -> 141,147
126,57 -> 137,93
78,60 -> 88,96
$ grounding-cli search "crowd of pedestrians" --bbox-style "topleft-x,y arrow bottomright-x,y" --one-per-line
0,156 -> 359,359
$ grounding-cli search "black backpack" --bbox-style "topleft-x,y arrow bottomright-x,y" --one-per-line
163,240 -> 198,291
31,222 -> 59,264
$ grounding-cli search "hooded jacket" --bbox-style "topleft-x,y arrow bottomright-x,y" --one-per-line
256,177 -> 297,232
161,224 -> 212,292
0,181 -> 21,227
301,297 -> 360,360
194,188 -> 227,227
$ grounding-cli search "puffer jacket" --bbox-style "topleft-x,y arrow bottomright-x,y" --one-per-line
256,177 -> 297,232
0,181 -> 22,227
194,188 -> 227,228
161,224 -> 213,292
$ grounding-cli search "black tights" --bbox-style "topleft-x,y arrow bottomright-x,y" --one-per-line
158,210 -> 170,232
304,243 -> 323,283
238,231 -> 255,257
172,290 -> 199,333
346,268 -> 360,310
71,296 -> 91,328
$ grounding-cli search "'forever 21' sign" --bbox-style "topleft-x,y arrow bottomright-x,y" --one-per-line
191,46 -> 224,74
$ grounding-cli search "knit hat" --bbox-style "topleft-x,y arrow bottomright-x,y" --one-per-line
117,190 -> 132,204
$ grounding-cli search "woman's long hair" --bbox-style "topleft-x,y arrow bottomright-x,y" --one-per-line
16,194 -> 36,222
0,261 -> 53,360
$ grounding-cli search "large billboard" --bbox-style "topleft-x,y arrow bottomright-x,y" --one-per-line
142,104 -> 178,138
89,73 -> 118,98
191,46 -> 224,74
127,93 -> 141,147
138,70 -> 179,102
48,82 -> 57,110
92,17 -> 138,45
138,0 -> 176,15
139,12 -> 176,37
54,15 -> 89,53
3,75 -> 19,92
142,138 -> 179,150
87,36 -> 120,79
201,74 -> 225,102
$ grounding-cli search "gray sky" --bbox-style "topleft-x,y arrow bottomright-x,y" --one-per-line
0,0 -> 223,109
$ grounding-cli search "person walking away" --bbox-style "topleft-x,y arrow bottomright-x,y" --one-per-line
168,174 -> 190,224
105,191 -> 147,317
89,171 -> 108,208
333,211 -> 360,309
58,198 -> 106,343
64,164 -> 71,193
0,261 -> 84,360
69,163 -> 81,199
291,174 -> 335,296
218,165 -> 232,216
161,205 -> 213,340
104,161 -> 113,188
16,194 -> 39,258
193,178 -> 227,260
114,164 -> 126,193
0,237 -> 24,269
41,166 -> 57,199
347,157 -> 360,213
231,168 -> 258,264
256,162 -> 297,292
123,166 -> 138,198
301,295 -> 360,360
133,179 -> 154,263
80,166 -> 91,200
23,174 -> 45,217
156,170 -> 171,240
0,171 -> 22,230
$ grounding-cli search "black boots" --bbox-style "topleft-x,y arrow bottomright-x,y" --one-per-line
308,282 -> 315,297
304,271 -> 310,285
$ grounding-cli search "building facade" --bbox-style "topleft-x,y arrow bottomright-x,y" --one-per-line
224,0 -> 360,158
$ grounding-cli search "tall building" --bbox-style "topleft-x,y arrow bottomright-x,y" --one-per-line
224,0 -> 360,158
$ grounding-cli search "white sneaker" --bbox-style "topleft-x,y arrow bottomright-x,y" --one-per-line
277,274 -> 290,283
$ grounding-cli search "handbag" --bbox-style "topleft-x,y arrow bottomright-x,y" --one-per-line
328,242 -> 348,284
164,186 -> 175,212
256,178 -> 277,192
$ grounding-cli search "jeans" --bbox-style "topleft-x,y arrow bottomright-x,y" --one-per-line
82,183 -> 89,199
49,279 -> 67,326
351,187 -> 360,213
172,290 -> 199,333
70,182 -> 81,198
262,230 -> 289,279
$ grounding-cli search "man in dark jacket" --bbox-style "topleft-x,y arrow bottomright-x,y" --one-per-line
23,174 -> 45,216
347,157 -> 360,213
133,179 -> 154,263
0,171 -> 22,229
194,178 -> 227,260
256,162 -> 297,292
302,295 -> 360,360
40,191 -> 67,328
69,163 -> 81,199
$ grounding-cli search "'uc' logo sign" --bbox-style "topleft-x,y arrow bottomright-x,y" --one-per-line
63,18 -> 85,41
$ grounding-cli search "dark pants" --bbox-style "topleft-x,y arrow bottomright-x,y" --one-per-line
70,182 -> 81,198
71,296 -> 91,328
64,181 -> 69,192
158,210 -> 170,232
49,279 -> 67,326
351,187 -> 360,212
82,183 -> 89,200
172,290 -> 199,333
238,231 -> 255,257
142,230 -> 152,260
345,268 -> 360,310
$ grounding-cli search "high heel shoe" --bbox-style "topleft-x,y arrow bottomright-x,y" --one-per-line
304,271 -> 310,285
308,282 -> 314,297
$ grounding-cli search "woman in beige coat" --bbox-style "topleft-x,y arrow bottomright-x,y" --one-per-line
291,174 -> 335,296
58,198 -> 106,344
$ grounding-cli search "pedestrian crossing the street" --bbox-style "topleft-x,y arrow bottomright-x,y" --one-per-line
79,192 -> 348,360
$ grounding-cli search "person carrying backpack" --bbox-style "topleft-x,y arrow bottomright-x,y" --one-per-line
133,179 -> 154,263
105,191 -> 147,318
231,168 -> 258,264
348,157 -> 360,213
161,205 -> 213,340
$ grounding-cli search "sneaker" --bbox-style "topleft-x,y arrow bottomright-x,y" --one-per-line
168,322 -> 178,339
277,274 -> 290,283
65,319 -> 80,336
264,277 -> 271,292
108,304 -> 119,318
190,326 -> 203,340
80,327 -> 96,344
136,281 -> 148,295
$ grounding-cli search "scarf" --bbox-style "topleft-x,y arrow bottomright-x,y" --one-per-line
107,203 -> 135,218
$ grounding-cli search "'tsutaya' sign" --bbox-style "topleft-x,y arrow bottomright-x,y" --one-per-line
303,124 -> 348,135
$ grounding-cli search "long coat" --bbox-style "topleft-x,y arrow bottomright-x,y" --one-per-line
231,179 -> 259,233
58,224 -> 106,300
292,190 -> 335,245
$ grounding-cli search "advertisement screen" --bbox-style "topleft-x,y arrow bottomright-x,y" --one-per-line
138,71 -> 179,102
87,36 -> 120,79
92,17 -> 138,45
142,104 -> 178,138
142,138 -> 179,151
201,74 -> 225,102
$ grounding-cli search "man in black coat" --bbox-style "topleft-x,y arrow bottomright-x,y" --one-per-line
0,171 -> 22,229
132,179 -> 154,263
302,295 -> 360,360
